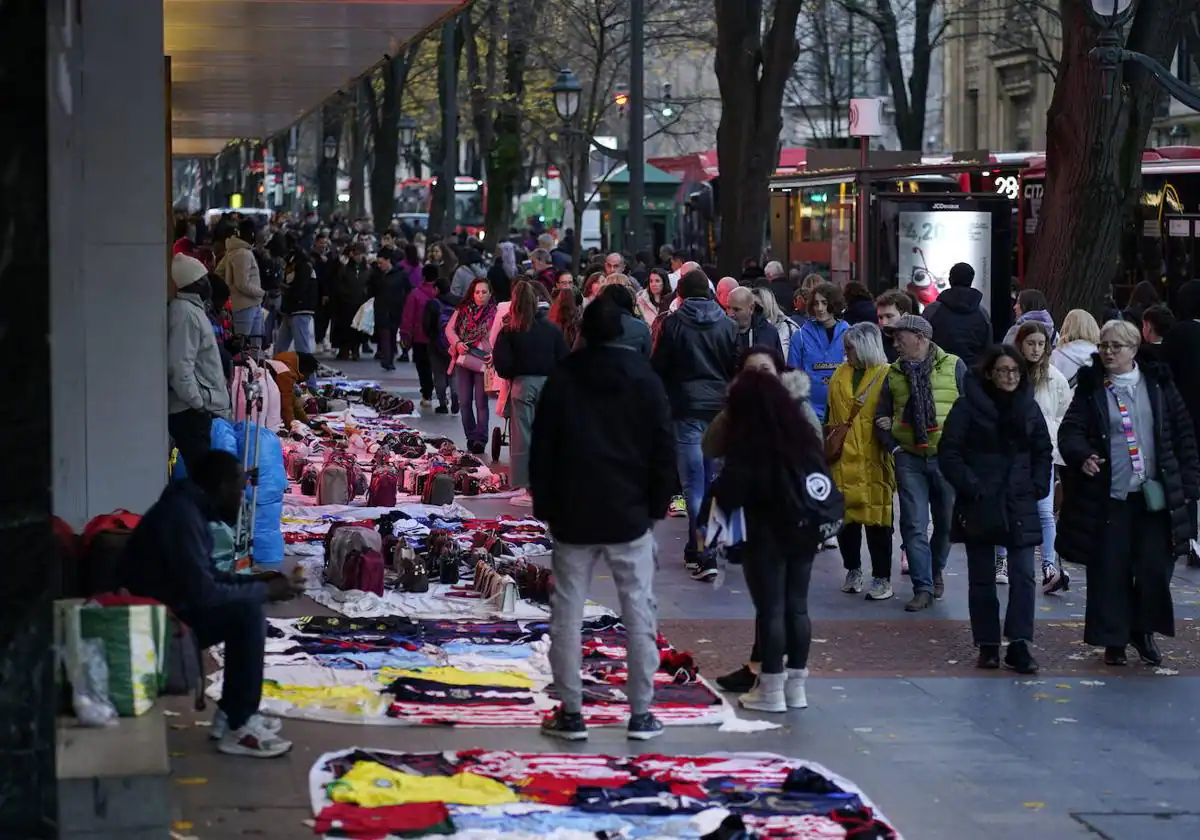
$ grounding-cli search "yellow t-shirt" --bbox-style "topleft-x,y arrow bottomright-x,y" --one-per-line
329,762 -> 518,808
378,666 -> 533,689
261,683 -> 386,715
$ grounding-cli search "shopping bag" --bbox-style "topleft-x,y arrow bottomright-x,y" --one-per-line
703,499 -> 747,549
78,603 -> 167,716
352,298 -> 375,335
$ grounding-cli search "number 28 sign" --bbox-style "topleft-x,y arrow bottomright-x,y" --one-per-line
993,175 -> 1019,200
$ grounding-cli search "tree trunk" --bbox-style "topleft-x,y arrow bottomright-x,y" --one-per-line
318,106 -> 343,219
463,3 -> 502,240
348,93 -> 366,220
1028,0 -> 1194,317
714,0 -> 803,277
365,52 -> 414,231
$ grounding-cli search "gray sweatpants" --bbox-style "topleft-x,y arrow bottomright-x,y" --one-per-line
549,530 -> 659,716
508,375 -> 547,489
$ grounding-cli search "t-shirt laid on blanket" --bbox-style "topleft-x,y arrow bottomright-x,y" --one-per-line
329,762 -> 518,808
313,801 -> 455,838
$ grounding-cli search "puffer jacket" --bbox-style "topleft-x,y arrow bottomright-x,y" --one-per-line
400,280 -> 439,344
651,298 -> 739,421
1032,365 -> 1072,465
939,373 -> 1052,548
167,292 -> 231,418
1057,356 -> 1200,563
216,236 -> 264,312
1003,309 -> 1057,347
826,363 -> 894,527
1051,340 -> 1097,387
787,318 -> 849,423
926,286 -> 992,366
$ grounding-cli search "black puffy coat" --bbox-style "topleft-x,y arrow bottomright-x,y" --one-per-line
926,286 -> 992,367
1057,356 -> 1200,563
939,373 -> 1052,549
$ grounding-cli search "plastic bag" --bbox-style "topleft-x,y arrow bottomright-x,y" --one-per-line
234,422 -> 287,505
72,638 -> 119,727
252,499 -> 285,568
352,298 -> 375,335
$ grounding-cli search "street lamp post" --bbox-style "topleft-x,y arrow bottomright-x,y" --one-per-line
628,0 -> 645,254
1086,0 -> 1200,109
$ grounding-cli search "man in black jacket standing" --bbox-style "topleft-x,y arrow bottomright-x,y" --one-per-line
277,234 -> 319,354
531,298 -> 676,743
924,262 -> 992,366
651,270 -> 739,576
374,247 -> 412,371
1163,279 -> 1200,564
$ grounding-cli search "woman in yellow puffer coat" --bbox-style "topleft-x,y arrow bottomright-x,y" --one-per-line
826,321 -> 896,601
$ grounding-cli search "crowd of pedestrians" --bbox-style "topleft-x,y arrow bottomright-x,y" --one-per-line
169,208 -> 1200,741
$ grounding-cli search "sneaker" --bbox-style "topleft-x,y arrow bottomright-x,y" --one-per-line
1041,562 -> 1060,593
419,398 -> 432,408
627,712 -> 664,741
900,550 -> 909,575
904,591 -> 935,612
1045,564 -> 1071,594
715,664 -> 757,693
216,718 -> 293,758
668,495 -> 688,518
510,489 -> 534,507
450,396 -> 460,415
821,536 -> 839,551
865,577 -> 894,601
933,571 -> 945,600
784,668 -> 808,709
434,405 -> 449,415
995,556 -> 1009,585
1003,640 -> 1039,674
691,560 -> 718,582
842,568 -> 865,594
209,710 -> 282,742
541,707 -> 587,741
738,672 -> 787,713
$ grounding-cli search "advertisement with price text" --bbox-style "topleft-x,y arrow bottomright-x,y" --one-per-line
897,209 -> 992,312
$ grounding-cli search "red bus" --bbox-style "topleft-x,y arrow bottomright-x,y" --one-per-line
1018,146 -> 1200,302
395,176 -> 486,238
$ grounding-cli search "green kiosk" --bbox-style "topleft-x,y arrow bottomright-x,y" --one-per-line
598,162 -> 681,255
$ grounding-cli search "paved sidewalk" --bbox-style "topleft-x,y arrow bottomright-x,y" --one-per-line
164,356 -> 1200,840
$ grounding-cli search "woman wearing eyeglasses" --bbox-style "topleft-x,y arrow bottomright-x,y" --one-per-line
939,345 -> 1053,674
1057,320 -> 1199,667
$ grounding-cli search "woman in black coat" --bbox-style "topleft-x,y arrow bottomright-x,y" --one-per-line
1057,320 -> 1200,666
940,345 -> 1052,674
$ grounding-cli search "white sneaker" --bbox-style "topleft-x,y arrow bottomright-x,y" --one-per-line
217,717 -> 293,758
842,568 -> 864,593
995,556 -> 1009,585
784,668 -> 808,709
822,536 -> 839,551
209,709 -> 283,742
738,672 -> 787,713
419,398 -> 432,409
510,489 -> 534,507
866,577 -> 894,601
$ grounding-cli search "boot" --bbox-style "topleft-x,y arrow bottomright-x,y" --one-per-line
737,672 -> 786,713
784,668 -> 808,709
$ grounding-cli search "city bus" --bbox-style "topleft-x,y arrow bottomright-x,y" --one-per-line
1018,147 -> 1200,303
395,176 -> 486,237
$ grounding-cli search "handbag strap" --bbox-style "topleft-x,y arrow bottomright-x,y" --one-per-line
844,368 -> 887,423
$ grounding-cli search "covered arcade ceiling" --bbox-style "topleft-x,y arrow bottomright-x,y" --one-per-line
166,0 -> 467,155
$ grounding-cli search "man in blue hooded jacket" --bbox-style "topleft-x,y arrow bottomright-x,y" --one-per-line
651,269 -> 739,578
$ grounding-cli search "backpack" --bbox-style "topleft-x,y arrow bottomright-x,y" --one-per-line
284,449 -> 308,481
256,250 -> 282,294
785,465 -> 846,544
317,461 -> 351,505
324,524 -> 385,595
368,467 -> 400,507
299,464 -> 319,496
80,510 -> 142,597
422,472 -> 456,506
426,298 -> 455,353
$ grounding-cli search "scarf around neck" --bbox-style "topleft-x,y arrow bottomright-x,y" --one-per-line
457,301 -> 496,347
901,349 -> 938,446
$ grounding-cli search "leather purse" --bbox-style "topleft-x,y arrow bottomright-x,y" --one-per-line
825,370 -> 885,462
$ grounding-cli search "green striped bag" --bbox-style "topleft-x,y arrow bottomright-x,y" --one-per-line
79,604 -> 167,716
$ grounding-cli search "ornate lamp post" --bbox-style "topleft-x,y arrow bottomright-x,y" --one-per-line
1086,0 -> 1200,109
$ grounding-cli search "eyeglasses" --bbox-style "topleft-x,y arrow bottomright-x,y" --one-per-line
1097,342 -> 1135,353
992,366 -> 1021,378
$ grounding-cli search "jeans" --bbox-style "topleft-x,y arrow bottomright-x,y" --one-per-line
429,346 -> 451,407
261,291 -> 281,347
1037,490 -> 1057,568
675,418 -> 718,555
509,375 -> 547,489
454,366 -> 489,446
168,409 -> 213,475
412,342 -> 433,399
740,525 -> 815,674
550,531 -> 658,715
276,313 -> 315,354
839,522 -> 894,579
232,305 -> 263,340
378,323 -> 397,367
965,543 -> 1035,645
895,450 -> 955,595
184,597 -> 266,731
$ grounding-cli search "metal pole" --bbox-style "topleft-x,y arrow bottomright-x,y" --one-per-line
627,0 -> 645,253
441,19 -> 458,237
857,136 -> 869,285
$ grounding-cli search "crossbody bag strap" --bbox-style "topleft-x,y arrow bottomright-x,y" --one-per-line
845,368 -> 887,423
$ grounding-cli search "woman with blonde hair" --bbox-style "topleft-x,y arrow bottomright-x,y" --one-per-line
826,322 -> 896,600
1058,319 -> 1200,666
1015,321 -> 1072,592
752,287 -> 800,355
1051,309 -> 1100,387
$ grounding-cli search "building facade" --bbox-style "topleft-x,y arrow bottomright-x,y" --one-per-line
941,0 -> 1059,153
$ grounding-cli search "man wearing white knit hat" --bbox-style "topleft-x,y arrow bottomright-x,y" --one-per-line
169,254 -> 232,473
